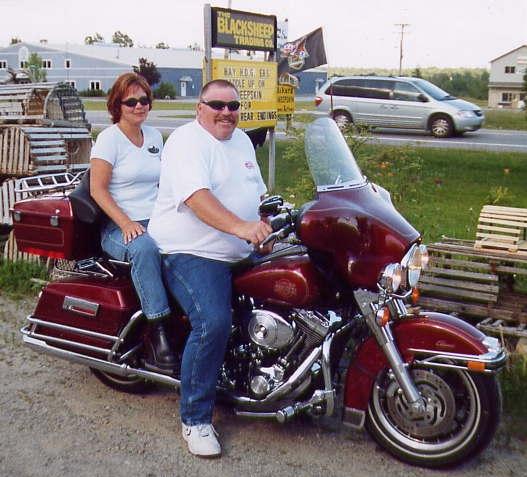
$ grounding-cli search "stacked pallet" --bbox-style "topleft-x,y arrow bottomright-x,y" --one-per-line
419,235 -> 527,338
0,82 -> 91,260
475,205 -> 527,254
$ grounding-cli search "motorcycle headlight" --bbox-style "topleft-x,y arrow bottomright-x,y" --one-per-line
380,263 -> 403,293
403,244 -> 429,288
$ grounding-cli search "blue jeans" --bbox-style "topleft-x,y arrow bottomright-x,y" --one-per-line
101,219 -> 171,321
162,253 -> 232,425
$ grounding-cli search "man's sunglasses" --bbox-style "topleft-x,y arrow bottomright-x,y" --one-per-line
200,100 -> 241,112
121,96 -> 151,108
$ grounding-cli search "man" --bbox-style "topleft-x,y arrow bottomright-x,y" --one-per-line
148,79 -> 272,457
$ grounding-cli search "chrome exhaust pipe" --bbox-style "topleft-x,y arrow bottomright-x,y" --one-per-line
22,333 -> 181,389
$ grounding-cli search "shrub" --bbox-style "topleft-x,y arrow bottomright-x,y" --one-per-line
154,82 -> 177,100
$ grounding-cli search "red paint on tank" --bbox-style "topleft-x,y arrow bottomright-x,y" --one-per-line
234,255 -> 327,307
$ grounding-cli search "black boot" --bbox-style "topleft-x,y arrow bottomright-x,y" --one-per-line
144,320 -> 177,375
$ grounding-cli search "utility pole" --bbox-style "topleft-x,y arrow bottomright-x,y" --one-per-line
395,23 -> 409,76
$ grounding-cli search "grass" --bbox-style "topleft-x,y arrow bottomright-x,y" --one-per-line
484,109 -> 527,131
82,99 -> 198,111
0,259 -> 48,299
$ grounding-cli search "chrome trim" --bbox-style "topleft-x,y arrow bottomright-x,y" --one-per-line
22,325 -> 112,355
27,316 -> 118,342
321,333 -> 335,416
21,331 -> 181,388
408,347 -> 508,373
62,296 -> 99,318
108,310 -> 144,361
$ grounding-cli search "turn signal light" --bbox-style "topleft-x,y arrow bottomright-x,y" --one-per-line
467,361 -> 486,373
376,307 -> 391,327
411,288 -> 420,304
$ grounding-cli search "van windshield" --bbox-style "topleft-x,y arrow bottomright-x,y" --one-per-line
409,78 -> 456,101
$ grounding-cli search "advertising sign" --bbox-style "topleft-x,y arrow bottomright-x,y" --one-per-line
277,84 -> 295,116
211,59 -> 277,129
211,7 -> 276,52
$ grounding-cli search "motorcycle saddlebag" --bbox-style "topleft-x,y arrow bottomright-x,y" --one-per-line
30,276 -> 140,358
11,196 -> 99,259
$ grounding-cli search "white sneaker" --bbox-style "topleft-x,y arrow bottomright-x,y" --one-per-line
182,423 -> 221,457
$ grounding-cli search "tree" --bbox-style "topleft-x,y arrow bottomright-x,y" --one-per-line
133,57 -> 161,86
25,53 -> 46,82
411,67 -> 422,78
10,37 -> 22,45
112,31 -> 134,48
155,42 -> 169,49
154,82 -> 176,99
84,33 -> 104,45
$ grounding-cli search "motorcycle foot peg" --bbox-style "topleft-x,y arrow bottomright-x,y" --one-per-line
276,406 -> 295,423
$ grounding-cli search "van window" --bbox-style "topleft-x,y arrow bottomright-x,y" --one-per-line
326,79 -> 364,97
326,78 -> 393,100
393,81 -> 421,101
362,79 -> 393,100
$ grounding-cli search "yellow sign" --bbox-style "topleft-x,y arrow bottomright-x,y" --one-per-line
211,59 -> 278,129
277,84 -> 295,116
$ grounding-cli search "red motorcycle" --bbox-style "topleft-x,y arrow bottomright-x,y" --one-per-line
11,118 -> 506,467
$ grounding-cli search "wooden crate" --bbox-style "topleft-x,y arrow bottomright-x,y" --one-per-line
475,205 -> 527,253
0,82 -> 87,126
0,126 -> 91,176
419,238 -> 527,326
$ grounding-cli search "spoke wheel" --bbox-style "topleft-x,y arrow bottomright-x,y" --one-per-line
366,366 -> 501,467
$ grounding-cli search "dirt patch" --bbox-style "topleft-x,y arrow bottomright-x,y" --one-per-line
0,294 -> 525,477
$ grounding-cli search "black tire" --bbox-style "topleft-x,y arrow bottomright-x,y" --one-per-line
332,111 -> 352,130
90,368 -> 154,394
366,366 -> 502,468
430,115 -> 454,138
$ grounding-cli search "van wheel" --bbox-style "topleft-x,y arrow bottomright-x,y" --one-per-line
333,111 -> 352,130
430,116 -> 453,138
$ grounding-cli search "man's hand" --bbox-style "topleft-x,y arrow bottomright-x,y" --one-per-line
233,220 -> 273,246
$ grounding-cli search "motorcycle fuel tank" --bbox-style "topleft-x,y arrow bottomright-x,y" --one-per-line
234,255 -> 328,307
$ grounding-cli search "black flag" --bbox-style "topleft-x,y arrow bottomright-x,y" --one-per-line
278,27 -> 327,76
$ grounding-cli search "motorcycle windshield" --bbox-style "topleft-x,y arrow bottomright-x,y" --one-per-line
305,118 -> 365,191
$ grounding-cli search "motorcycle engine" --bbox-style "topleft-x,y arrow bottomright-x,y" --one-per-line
238,308 -> 330,399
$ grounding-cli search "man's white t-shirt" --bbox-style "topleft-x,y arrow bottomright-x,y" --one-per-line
148,120 -> 267,262
90,124 -> 163,221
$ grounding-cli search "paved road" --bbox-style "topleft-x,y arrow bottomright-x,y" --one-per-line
86,110 -> 527,153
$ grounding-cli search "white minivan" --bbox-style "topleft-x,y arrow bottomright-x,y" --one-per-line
314,76 -> 484,138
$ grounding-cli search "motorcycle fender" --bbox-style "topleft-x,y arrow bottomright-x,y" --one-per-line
344,311 -> 488,411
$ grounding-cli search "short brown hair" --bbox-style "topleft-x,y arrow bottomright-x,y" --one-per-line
199,79 -> 239,100
107,72 -> 153,123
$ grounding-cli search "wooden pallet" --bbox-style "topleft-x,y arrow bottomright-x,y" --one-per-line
419,238 -> 527,332
475,205 -> 527,254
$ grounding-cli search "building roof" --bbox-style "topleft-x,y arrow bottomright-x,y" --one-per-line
490,44 -> 527,63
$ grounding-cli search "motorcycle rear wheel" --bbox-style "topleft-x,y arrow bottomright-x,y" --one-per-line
90,368 -> 154,394
366,366 -> 501,468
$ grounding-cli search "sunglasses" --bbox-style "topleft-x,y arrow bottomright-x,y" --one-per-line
200,100 -> 241,112
121,96 -> 151,108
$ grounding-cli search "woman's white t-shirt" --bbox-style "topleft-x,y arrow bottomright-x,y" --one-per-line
90,124 -> 163,221
148,120 -> 267,262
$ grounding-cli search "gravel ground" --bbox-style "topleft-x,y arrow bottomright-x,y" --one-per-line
1,294 -> 526,477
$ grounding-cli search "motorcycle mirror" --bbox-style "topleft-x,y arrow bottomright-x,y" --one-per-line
259,195 -> 284,216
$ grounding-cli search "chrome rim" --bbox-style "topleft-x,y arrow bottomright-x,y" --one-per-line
431,118 -> 451,137
369,368 -> 480,456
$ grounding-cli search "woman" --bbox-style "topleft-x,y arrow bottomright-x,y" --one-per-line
90,72 -> 176,374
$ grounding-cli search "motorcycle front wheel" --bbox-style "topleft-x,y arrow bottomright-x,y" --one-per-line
366,366 -> 501,468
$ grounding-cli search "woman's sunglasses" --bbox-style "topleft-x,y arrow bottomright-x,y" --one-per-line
121,96 -> 151,108
200,100 -> 241,112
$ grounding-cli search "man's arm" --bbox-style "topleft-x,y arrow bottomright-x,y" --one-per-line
185,189 -> 272,245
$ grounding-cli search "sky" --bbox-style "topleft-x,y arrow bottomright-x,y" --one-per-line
0,0 -> 525,69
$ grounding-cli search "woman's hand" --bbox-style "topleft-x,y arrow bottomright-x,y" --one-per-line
120,221 -> 146,244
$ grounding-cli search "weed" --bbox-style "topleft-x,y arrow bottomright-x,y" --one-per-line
0,259 -> 48,299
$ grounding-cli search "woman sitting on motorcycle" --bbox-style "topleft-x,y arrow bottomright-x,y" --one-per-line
90,72 -> 176,374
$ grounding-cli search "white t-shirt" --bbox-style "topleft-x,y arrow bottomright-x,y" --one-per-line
90,124 -> 163,221
148,120 -> 267,262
